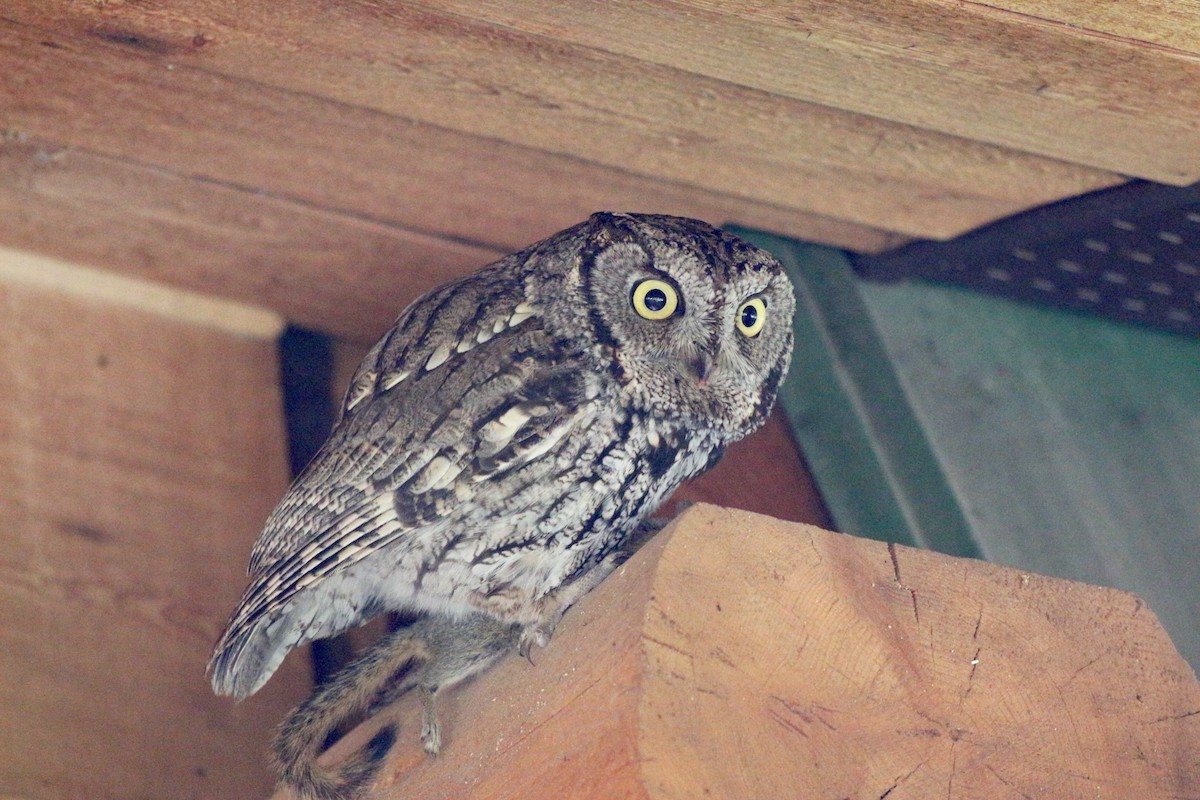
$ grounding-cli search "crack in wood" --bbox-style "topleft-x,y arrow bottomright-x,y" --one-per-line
1065,649 -> 1109,684
984,763 -> 1035,800
946,737 -> 959,800
888,541 -> 920,624
878,757 -> 929,799
58,520 -> 112,543
641,633 -> 694,663
499,674 -> 604,755
1147,708 -> 1200,725
766,706 -> 809,739
767,695 -> 838,734
956,1 -> 1200,59
962,647 -> 982,700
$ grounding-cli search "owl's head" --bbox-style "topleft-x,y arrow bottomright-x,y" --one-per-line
537,212 -> 795,438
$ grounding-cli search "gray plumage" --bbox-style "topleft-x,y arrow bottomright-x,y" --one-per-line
208,212 -> 795,699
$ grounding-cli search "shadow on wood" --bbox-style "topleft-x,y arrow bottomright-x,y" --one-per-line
272,504 -> 1199,800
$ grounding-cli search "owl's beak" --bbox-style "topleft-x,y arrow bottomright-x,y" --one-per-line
688,354 -> 714,385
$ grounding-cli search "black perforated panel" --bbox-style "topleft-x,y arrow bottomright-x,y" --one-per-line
853,181 -> 1200,337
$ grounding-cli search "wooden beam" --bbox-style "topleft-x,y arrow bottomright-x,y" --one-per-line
960,0 -> 1200,54
0,136 -> 900,344
0,136 -> 502,342
436,0 -> 1200,184
0,257 -> 310,799
3,8 -> 1118,241
272,505 -> 1199,799
0,247 -> 282,338
0,15 -> 902,252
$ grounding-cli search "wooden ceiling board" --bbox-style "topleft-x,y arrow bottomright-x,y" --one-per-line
978,0 -> 1200,53
439,0 -> 1200,184
0,142 -> 892,347
2,13 -> 914,340
5,5 -> 1119,238
0,135 -> 500,342
2,1 -> 1191,339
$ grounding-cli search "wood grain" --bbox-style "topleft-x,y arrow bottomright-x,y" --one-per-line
0,136 -> 899,345
3,7 -> 1119,240
440,0 -> 1200,184
0,133 -> 503,342
0,246 -> 283,339
970,0 -> 1200,54
272,505 -> 1200,799
0,268 -> 308,799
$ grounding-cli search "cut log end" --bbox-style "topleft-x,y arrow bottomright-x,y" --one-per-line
272,504 -> 1200,800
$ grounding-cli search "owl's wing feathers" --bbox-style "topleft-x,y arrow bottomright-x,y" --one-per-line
209,281 -> 594,698
247,265 -> 532,574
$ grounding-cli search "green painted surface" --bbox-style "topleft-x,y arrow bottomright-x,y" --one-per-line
737,231 -> 981,557
743,232 -> 1200,669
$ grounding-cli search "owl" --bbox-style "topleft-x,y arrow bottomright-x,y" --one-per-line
209,212 -> 795,701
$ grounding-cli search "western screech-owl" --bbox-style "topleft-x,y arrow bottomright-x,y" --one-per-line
209,212 -> 795,701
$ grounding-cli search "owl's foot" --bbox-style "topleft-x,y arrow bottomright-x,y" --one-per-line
518,617 -> 557,663
517,551 -> 629,662
418,685 -> 441,756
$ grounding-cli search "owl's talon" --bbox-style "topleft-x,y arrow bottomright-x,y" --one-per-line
519,637 -> 535,664
518,622 -> 552,663
420,715 -> 441,756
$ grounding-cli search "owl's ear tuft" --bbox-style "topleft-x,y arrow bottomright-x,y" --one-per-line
588,210 -> 629,225
587,211 -> 642,244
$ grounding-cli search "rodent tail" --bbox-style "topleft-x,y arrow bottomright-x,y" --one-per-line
282,723 -> 397,800
273,626 -> 433,800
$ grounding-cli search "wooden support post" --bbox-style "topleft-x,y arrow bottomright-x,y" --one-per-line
284,504 -> 1199,800
0,251 -> 311,799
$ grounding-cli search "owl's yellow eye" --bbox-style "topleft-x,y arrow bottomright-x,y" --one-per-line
736,297 -> 767,337
631,279 -> 679,320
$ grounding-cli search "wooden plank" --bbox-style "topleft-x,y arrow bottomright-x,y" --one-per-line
435,0 -> 1200,184
0,135 -> 502,342
0,247 -> 282,339
0,134 -> 899,346
975,1 -> 1200,54
0,16 -> 897,251
0,260 -> 309,799
274,506 -> 1200,799
2,8 -> 1118,240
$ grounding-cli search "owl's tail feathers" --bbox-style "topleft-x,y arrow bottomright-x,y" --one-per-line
273,625 -> 436,800
207,610 -> 298,700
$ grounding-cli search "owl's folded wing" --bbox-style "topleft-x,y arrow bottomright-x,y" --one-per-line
208,315 -> 596,698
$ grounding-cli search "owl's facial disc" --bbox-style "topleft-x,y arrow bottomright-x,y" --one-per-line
577,220 -> 794,429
